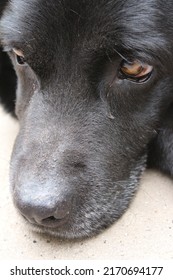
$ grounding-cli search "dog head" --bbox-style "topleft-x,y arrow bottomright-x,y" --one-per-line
1,0 -> 173,239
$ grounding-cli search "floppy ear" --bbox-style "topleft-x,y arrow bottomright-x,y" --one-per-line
0,1 -> 17,116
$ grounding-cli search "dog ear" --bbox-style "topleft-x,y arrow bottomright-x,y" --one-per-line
0,1 -> 17,116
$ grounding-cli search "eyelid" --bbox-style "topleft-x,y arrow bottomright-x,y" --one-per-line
12,48 -> 24,57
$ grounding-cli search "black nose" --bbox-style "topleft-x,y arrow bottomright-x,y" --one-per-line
14,186 -> 72,228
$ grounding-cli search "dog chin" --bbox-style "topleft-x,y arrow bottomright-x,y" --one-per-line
25,221 -> 91,240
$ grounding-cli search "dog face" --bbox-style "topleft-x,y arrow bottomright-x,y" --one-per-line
1,0 -> 173,239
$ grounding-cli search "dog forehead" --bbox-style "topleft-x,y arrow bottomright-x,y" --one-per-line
0,0 -> 115,62
1,0 -> 111,43
0,0 -> 172,77
1,0 -> 168,50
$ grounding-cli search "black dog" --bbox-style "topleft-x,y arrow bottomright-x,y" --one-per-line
0,0 -> 173,239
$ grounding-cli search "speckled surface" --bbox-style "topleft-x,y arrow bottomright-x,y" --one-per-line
0,106 -> 173,260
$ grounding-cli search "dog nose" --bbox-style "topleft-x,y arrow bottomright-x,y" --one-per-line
20,199 -> 71,228
14,186 -> 72,228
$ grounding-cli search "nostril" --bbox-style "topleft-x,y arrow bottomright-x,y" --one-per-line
38,213 -> 69,228
42,215 -> 66,224
42,216 -> 57,223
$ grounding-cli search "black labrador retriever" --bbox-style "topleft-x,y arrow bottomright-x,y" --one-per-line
0,0 -> 173,239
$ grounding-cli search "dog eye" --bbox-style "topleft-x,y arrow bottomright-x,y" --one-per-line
119,60 -> 153,83
12,48 -> 26,66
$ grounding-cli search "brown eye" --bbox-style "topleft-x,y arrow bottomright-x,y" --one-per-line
119,60 -> 153,83
12,48 -> 26,65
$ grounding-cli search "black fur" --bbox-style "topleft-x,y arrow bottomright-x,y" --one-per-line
0,0 -> 173,239
0,47 -> 16,115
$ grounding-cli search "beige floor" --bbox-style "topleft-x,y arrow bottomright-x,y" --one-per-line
0,105 -> 173,260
